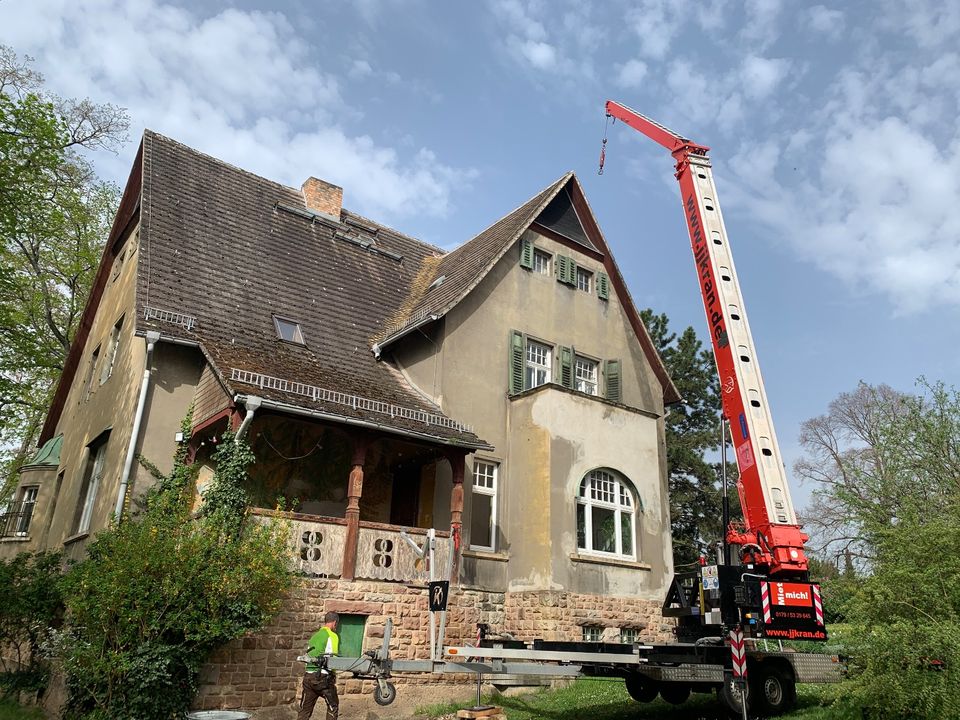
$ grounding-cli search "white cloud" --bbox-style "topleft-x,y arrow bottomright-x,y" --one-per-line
615,59 -> 648,88
739,0 -> 783,49
806,5 -> 845,40
349,59 -> 374,78
0,0 -> 468,220
518,39 -> 557,70
740,55 -> 791,99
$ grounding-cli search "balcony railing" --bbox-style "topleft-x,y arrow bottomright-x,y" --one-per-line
0,501 -> 34,538
250,509 -> 450,583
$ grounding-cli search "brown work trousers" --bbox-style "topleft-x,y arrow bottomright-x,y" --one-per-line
298,670 -> 339,720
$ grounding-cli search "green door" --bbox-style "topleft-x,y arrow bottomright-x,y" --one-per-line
339,614 -> 366,658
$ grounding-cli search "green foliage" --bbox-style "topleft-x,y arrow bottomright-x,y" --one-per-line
0,552 -> 63,697
0,46 -> 127,497
58,425 -> 290,720
0,697 -> 47,720
641,309 -> 739,566
799,380 -> 960,719
198,430 -> 255,535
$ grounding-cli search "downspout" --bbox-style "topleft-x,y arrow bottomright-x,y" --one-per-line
235,395 -> 262,442
114,330 -> 161,521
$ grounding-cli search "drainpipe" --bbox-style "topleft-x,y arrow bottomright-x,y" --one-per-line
114,331 -> 161,521
235,395 -> 262,442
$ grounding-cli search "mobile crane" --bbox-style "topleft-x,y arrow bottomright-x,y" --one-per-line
321,104 -> 842,718
602,100 -> 827,649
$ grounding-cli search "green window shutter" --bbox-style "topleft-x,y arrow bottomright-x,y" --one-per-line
555,255 -> 567,283
509,330 -> 525,394
560,346 -> 573,388
604,359 -> 622,403
568,257 -> 578,285
597,271 -> 610,300
520,238 -> 534,270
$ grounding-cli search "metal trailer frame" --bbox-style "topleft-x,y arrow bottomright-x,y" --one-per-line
315,618 -> 844,710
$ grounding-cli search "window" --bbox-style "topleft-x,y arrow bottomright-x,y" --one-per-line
620,627 -> 639,644
15,486 -> 38,536
525,340 -> 552,389
83,345 -> 101,401
100,316 -> 124,384
533,248 -> 552,275
576,266 -> 592,293
576,469 -> 637,560
274,316 -> 305,344
112,246 -> 126,281
470,460 -> 498,551
575,356 -> 598,395
582,626 -> 603,643
75,436 -> 108,534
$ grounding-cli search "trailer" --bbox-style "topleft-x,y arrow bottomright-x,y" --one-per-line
319,617 -> 844,716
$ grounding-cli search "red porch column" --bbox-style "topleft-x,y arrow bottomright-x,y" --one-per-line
446,449 -> 467,584
341,435 -> 370,581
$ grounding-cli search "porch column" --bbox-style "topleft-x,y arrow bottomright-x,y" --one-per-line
446,449 -> 467,584
341,435 -> 370,581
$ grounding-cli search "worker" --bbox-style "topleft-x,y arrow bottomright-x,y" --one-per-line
298,611 -> 340,720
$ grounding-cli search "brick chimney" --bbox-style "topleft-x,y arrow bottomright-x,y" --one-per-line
301,177 -> 343,222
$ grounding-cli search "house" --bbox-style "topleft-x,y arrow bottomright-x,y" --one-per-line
0,131 -> 680,711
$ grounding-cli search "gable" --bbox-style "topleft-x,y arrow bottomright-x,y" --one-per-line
534,188 -> 598,252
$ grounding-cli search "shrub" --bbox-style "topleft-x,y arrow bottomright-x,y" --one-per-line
58,423 -> 291,720
0,552 -> 62,697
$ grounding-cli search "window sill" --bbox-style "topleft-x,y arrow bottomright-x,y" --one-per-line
570,553 -> 650,571
0,535 -> 31,543
463,549 -> 510,562
63,532 -> 90,546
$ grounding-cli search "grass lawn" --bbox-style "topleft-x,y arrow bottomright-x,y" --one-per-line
0,699 -> 46,720
418,678 -> 838,719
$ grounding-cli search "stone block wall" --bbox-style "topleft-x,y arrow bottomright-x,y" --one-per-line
193,578 -> 669,712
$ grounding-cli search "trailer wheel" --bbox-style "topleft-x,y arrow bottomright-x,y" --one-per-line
374,680 -> 396,706
658,683 -> 691,705
718,677 -> 750,717
751,665 -> 796,715
624,672 -> 659,702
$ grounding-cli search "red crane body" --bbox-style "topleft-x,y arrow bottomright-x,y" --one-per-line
605,100 -> 809,578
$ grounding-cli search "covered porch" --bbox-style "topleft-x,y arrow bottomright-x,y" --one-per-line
194,410 -> 467,583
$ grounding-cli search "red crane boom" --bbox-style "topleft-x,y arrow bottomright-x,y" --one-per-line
605,100 -> 808,577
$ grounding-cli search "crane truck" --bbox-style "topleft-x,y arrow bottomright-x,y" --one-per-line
322,103 -> 842,717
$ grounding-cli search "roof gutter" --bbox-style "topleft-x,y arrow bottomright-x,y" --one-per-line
235,395 -> 262,441
114,330 -> 161,521
234,394 -> 492,451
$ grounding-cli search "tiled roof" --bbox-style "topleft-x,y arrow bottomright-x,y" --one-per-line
376,173 -> 571,346
136,131 -> 486,448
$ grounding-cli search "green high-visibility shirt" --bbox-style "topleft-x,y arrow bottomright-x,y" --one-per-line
306,626 -> 340,672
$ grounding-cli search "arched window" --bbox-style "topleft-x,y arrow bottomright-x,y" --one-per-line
576,469 -> 636,559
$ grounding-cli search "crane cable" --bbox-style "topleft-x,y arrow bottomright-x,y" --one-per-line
598,113 -> 613,175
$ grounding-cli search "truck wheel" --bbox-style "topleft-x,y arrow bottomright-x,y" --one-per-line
718,677 -> 750,717
751,665 -> 796,715
374,680 -> 396,706
659,684 -> 691,705
624,672 -> 659,702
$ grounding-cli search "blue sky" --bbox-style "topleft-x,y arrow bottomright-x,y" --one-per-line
3,0 -> 959,512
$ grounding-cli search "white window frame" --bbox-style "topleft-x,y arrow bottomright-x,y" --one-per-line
273,316 -> 306,344
84,344 -> 101,401
575,356 -> 599,395
620,627 -> 640,644
525,340 -> 552,389
14,486 -> 38,536
576,469 -> 637,560
78,441 -> 107,534
469,459 -> 498,552
100,316 -> 124,385
576,266 -> 592,293
532,248 -> 552,275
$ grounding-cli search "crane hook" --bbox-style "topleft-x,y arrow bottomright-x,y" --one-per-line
598,113 -> 612,175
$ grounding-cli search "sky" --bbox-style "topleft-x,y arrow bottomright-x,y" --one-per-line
3,0 -> 959,513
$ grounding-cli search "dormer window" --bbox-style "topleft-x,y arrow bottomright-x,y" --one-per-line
273,316 -> 305,344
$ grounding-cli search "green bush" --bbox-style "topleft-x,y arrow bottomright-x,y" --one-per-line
57,424 -> 291,720
0,551 -> 62,697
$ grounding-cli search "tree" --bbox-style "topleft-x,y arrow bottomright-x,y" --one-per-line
0,46 -> 128,494
797,379 -> 960,719
641,309 -> 739,566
